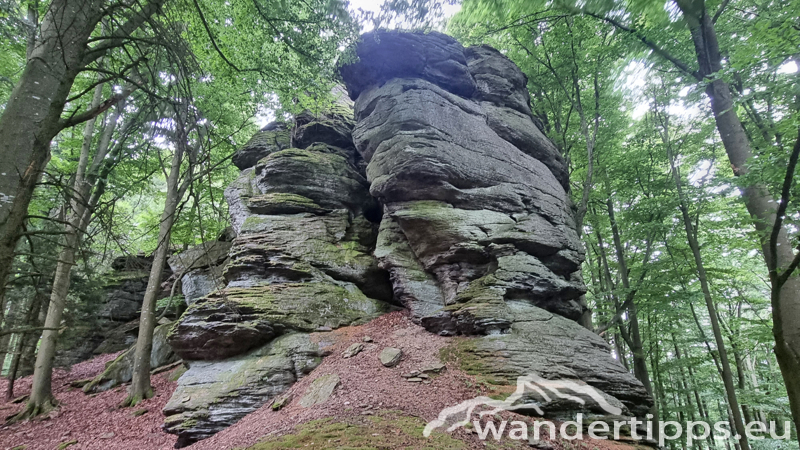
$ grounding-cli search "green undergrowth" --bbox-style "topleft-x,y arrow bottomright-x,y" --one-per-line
242,410 -> 467,450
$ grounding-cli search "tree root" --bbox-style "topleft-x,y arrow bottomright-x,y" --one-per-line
6,397 -> 58,423
120,387 -> 154,408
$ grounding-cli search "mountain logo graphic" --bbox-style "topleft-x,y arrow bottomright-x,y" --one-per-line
423,373 -> 621,437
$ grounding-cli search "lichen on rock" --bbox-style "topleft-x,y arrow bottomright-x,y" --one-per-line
163,30 -> 652,447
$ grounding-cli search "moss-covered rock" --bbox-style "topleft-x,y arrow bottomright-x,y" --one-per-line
246,193 -> 330,215
83,321 -> 179,393
254,147 -> 376,214
298,373 -> 339,407
440,302 -> 653,418
168,283 -> 395,360
232,121 -> 291,170
163,333 -> 324,447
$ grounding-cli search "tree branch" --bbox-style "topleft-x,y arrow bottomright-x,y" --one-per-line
712,0 -> 732,24
58,87 -> 135,130
579,9 -> 701,81
769,127 -> 800,281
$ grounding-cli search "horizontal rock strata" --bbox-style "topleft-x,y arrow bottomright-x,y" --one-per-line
340,29 -> 652,418
163,89 -> 394,446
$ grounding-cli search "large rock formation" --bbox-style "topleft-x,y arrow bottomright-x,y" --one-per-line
341,31 -> 584,332
164,90 -> 395,446
162,30 -> 652,446
337,30 -> 650,417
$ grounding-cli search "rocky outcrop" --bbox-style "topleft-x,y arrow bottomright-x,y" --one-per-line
55,255 -> 172,367
164,89 -> 395,446
162,30 -> 652,446
340,29 -> 651,418
163,333 -> 325,447
168,230 -> 234,305
341,31 -> 584,333
83,320 -> 179,393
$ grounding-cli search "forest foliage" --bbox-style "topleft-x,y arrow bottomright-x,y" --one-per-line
0,0 -> 798,447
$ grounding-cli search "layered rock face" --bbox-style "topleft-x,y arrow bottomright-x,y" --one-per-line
168,230 -> 234,305
56,255 -> 172,367
163,30 -> 652,446
164,90 -> 395,446
340,31 -> 651,416
341,32 -> 584,333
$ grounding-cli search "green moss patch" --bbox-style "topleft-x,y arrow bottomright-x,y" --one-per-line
244,410 -> 467,450
247,193 -> 329,215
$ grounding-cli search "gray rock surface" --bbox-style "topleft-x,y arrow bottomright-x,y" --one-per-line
298,373 -> 340,407
163,333 -> 324,447
379,347 -> 402,367
341,30 -> 585,333
342,343 -> 364,358
231,121 -> 291,170
339,29 -> 651,421
454,301 -> 652,417
168,239 -> 232,304
56,255 -> 173,367
84,322 -> 178,393
163,87 -> 396,445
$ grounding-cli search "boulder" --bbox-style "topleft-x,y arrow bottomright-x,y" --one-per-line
447,301 -> 652,417
83,322 -> 179,393
341,31 -> 585,331
168,240 -> 232,304
163,333 -> 324,447
299,373 -> 340,407
379,347 -> 402,367
56,255 -> 172,367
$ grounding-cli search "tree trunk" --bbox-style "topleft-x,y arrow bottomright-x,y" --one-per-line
0,0 -> 103,307
6,290 -> 41,400
0,0 -> 165,312
606,198 -> 654,396
124,218 -> 173,405
20,289 -> 49,378
674,1 -> 800,436
125,118 -> 194,405
12,95 -> 123,421
0,297 -> 25,374
663,119 -> 751,450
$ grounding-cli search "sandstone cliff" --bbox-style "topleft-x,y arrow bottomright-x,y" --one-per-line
162,30 -> 653,447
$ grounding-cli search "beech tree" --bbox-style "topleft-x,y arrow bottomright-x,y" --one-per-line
0,0 -> 166,315
453,0 -> 800,439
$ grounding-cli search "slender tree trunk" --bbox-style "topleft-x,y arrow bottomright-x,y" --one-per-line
124,212 -> 175,405
20,289 -> 49,378
671,333 -> 698,421
12,95 -> 123,420
6,290 -> 40,400
663,121 -> 750,450
125,118 -> 195,405
0,298 -> 25,373
606,198 -> 654,396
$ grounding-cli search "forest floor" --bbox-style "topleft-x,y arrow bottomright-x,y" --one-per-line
0,312 -> 644,450
0,352 -> 178,450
